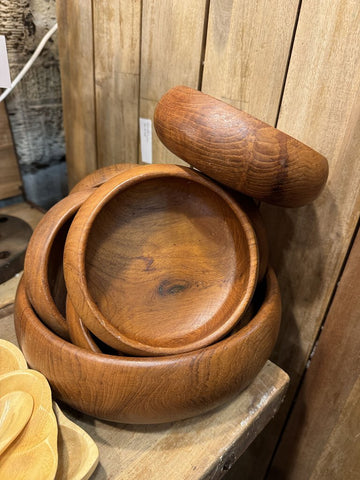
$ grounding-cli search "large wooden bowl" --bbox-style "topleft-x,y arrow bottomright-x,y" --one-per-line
15,268 -> 281,424
154,86 -> 329,207
64,164 -> 259,356
24,190 -> 94,339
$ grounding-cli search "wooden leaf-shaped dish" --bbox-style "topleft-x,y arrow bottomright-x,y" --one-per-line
0,391 -> 33,455
0,370 -> 58,480
53,402 -> 99,480
0,339 -> 28,375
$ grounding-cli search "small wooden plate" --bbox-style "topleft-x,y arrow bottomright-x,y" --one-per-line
0,369 -> 58,479
64,164 -> 259,356
54,402 -> 99,480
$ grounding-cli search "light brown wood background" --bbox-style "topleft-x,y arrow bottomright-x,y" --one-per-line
56,0 -> 360,478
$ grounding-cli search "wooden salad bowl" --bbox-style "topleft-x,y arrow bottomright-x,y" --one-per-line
24,189 -> 95,339
154,86 -> 329,207
14,268 -> 281,424
64,164 -> 259,356
69,163 -> 269,284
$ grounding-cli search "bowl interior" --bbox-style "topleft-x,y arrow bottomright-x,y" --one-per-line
85,175 -> 256,349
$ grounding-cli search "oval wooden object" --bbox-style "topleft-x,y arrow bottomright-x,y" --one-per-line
0,215 -> 32,284
154,86 -> 329,207
66,296 -> 101,353
53,402 -> 99,480
0,339 -> 28,375
69,163 -> 138,194
24,189 -> 94,339
14,269 -> 280,424
0,391 -> 33,456
0,369 -> 58,479
64,164 -> 259,356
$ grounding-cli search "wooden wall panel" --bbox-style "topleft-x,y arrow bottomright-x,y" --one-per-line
93,0 -> 141,167
269,227 -> 360,479
201,0 -> 299,124
56,0 -> 97,188
0,103 -> 22,200
139,0 -> 208,165
229,1 -> 360,478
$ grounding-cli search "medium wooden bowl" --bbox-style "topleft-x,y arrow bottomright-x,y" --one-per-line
15,268 -> 281,424
154,86 -> 329,207
24,189 -> 94,339
64,164 -> 259,356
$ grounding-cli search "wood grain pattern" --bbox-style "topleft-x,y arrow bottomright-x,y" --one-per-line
15,268 -> 280,424
201,0 -> 299,125
0,391 -> 33,456
24,190 -> 94,339
93,0 -> 141,167
64,164 -> 258,356
154,86 -> 328,207
268,228 -> 360,479
139,0 -> 207,165
1,311 -> 289,480
56,0 -> 97,188
232,1 -> 360,478
0,102 -> 22,200
53,402 -> 99,480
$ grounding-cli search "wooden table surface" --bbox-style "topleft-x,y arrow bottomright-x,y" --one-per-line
0,202 -> 290,480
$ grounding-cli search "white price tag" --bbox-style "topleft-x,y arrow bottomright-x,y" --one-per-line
139,118 -> 152,164
0,35 -> 11,88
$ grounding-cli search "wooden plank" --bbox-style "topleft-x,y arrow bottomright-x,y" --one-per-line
139,0 -> 208,165
269,228 -> 360,479
229,0 -> 360,477
93,0 -> 141,167
201,0 -> 299,124
56,0 -> 97,188
0,309 -> 289,480
0,103 -> 22,200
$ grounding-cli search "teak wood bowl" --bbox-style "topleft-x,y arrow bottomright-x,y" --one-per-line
24,189 -> 94,339
15,268 -> 281,424
154,86 -> 329,207
64,164 -> 259,356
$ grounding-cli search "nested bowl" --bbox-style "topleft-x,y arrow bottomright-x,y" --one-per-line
64,164 -> 259,356
14,268 -> 281,424
24,189 -> 95,339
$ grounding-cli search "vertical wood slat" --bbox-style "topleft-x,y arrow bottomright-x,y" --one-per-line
201,0 -> 300,125
93,0 -> 141,167
0,102 -> 22,200
229,1 -> 360,478
56,0 -> 97,188
139,0 -> 208,165
268,227 -> 360,479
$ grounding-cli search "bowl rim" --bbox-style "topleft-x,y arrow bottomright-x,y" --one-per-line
64,164 -> 259,356
24,189 -> 95,339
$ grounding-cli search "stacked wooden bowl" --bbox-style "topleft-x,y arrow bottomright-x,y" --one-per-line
15,86 -> 328,424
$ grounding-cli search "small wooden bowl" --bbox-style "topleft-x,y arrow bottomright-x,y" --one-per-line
15,268 -> 281,424
154,86 -> 329,207
64,164 -> 259,356
69,163 -> 138,194
24,189 -> 94,339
